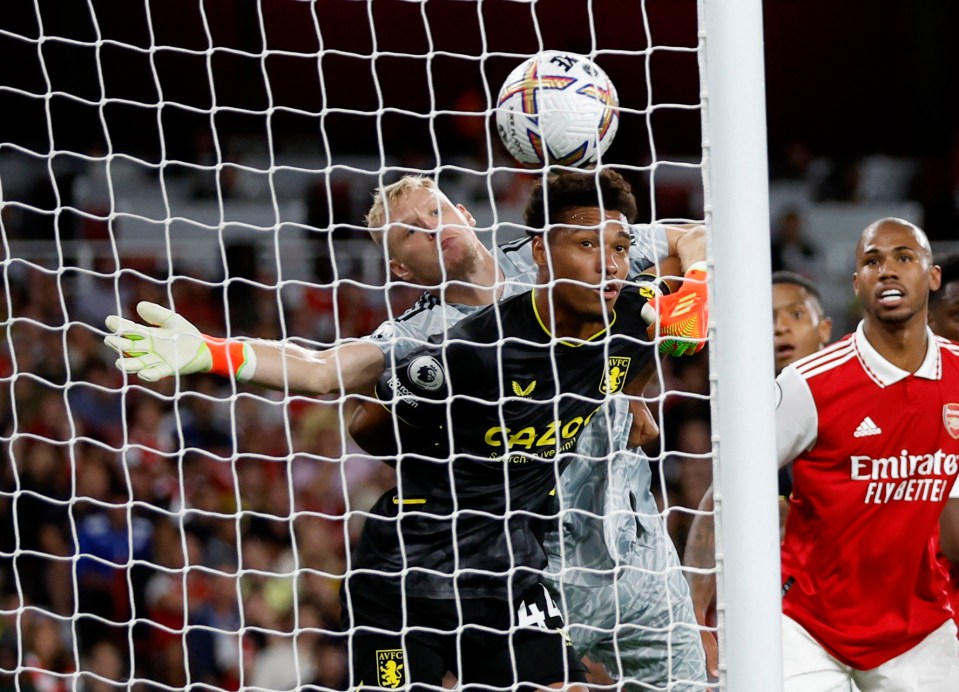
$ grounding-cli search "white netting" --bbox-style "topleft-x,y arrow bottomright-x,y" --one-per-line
0,0 -> 713,689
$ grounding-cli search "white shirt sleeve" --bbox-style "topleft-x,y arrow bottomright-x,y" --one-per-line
775,365 -> 818,468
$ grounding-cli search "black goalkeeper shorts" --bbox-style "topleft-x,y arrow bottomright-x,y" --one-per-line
341,579 -> 585,690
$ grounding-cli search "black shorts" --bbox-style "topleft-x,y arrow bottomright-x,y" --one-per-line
341,580 -> 585,690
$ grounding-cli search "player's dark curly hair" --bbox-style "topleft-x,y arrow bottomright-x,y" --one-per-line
522,167 -> 638,235
931,252 -> 959,307
772,270 -> 822,301
772,270 -> 826,318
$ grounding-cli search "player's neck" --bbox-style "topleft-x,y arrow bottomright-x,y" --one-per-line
532,289 -> 608,341
429,247 -> 503,306
862,316 -> 929,373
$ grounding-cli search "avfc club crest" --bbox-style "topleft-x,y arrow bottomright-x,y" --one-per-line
944,403 -> 959,440
376,649 -> 405,688
599,356 -> 631,395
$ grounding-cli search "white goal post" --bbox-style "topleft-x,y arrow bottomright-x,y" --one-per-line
701,0 -> 783,689
0,0 -> 782,689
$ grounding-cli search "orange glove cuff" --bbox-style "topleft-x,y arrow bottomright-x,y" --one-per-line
202,335 -> 253,380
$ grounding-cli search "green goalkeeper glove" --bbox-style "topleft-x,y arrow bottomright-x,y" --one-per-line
104,302 -> 256,383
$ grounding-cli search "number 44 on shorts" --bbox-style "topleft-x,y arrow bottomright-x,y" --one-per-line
517,585 -> 564,629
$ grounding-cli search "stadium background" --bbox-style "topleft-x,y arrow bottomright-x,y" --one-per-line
0,0 -> 957,689
3,0 -> 958,314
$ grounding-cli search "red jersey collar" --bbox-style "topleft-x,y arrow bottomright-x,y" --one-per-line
853,320 -> 941,387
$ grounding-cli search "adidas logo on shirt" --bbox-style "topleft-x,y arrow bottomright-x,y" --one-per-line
854,417 -> 882,438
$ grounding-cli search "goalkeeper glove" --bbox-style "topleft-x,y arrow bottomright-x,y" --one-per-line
641,261 -> 709,357
104,302 -> 257,382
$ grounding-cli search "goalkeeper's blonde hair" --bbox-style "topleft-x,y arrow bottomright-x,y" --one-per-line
364,175 -> 437,248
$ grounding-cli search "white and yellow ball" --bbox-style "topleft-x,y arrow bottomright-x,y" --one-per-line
496,51 -> 619,167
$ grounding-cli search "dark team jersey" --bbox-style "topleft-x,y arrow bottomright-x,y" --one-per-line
355,287 -> 656,600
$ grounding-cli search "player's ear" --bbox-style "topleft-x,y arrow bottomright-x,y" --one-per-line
818,316 -> 833,348
389,258 -> 413,281
531,235 -> 547,267
929,264 -> 942,293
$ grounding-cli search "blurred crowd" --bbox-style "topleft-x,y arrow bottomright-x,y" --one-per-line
0,225 -> 713,690
0,258 -> 393,690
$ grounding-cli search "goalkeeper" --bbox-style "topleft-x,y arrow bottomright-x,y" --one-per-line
104,168 -> 709,688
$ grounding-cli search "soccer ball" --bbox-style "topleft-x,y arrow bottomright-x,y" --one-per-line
495,51 -> 619,167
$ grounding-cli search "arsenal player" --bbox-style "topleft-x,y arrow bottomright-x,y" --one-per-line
775,219 -> 959,690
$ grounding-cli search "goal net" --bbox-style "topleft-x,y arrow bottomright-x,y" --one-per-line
0,0 -> 773,689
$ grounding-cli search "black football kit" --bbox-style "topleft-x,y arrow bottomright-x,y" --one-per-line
342,286 -> 656,689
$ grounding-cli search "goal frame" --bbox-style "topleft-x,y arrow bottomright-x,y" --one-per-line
701,0 -> 784,688
0,1 -> 786,689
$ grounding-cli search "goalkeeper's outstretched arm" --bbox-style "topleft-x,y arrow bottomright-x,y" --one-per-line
250,339 -> 385,394
104,301 -> 385,395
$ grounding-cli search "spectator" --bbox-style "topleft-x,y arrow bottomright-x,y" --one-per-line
249,602 -> 323,690
76,641 -> 125,692
142,522 -> 206,688
6,441 -> 72,614
74,470 -> 153,651
22,614 -> 74,692
770,208 -> 821,279
814,156 -> 861,202
186,563 -> 242,689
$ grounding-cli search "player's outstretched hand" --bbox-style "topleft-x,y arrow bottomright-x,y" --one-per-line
641,261 -> 708,357
104,302 -> 213,382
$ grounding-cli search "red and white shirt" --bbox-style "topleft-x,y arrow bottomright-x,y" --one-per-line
776,322 -> 959,669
